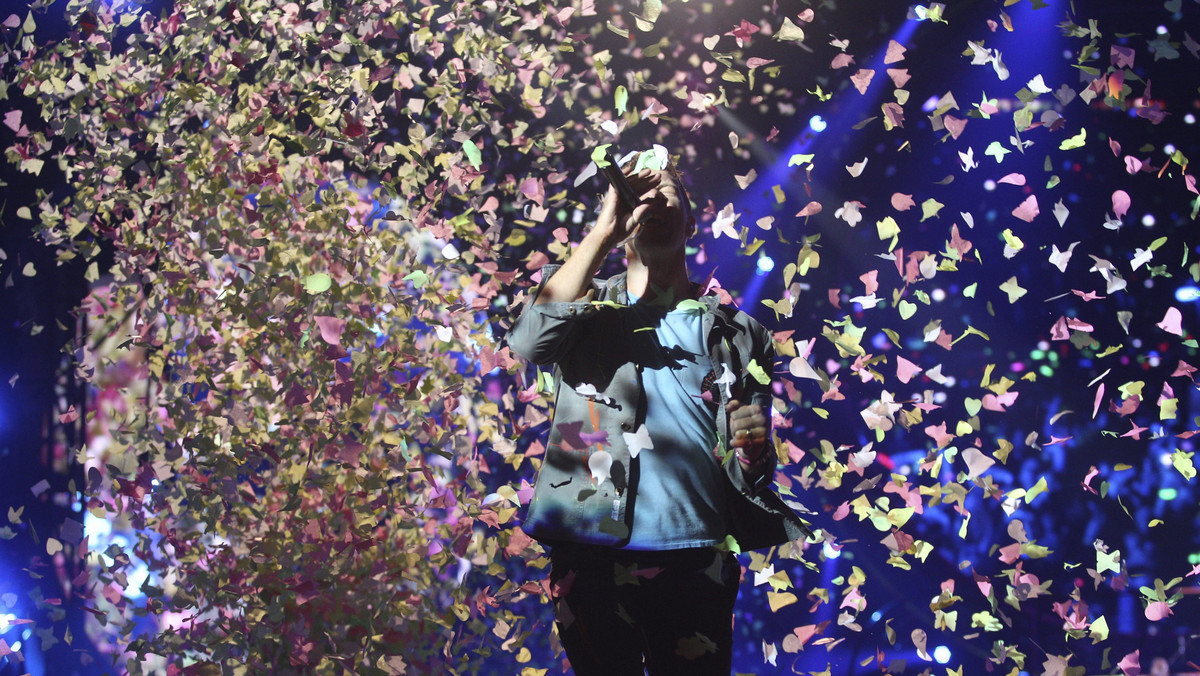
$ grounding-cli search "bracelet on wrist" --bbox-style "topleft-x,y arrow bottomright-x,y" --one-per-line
735,447 -> 769,465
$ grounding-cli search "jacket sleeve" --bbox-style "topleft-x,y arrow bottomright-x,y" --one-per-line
738,319 -> 780,495
505,264 -> 604,366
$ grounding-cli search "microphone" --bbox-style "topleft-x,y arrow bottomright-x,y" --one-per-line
598,146 -> 640,211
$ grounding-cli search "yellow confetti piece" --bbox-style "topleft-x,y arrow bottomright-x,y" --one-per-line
999,277 -> 1026,303
1025,476 -> 1049,503
767,590 -> 799,612
1059,127 -> 1087,149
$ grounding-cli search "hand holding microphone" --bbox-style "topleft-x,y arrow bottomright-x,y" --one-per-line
594,146 -> 660,248
599,146 -> 640,211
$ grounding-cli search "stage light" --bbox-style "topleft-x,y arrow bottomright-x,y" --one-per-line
983,179 -> 996,191
1142,214 -> 1156,227
1175,285 -> 1200,302
1164,143 -> 1176,155
933,646 -> 952,664
84,511 -> 112,541
756,254 -> 775,274
1185,113 -> 1196,125
823,541 -> 842,559
808,115 -> 827,133
1159,488 -> 1178,501
0,613 -> 13,632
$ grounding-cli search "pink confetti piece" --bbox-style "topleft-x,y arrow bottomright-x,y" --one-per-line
997,172 -> 1025,186
851,68 -> 875,94
314,316 -> 346,346
895,356 -> 922,384
942,115 -> 967,139
860,270 -> 878,294
962,447 -> 995,479
883,40 -> 906,64
1156,307 -> 1183,336
1144,601 -> 1172,621
1093,383 -> 1105,419
924,422 -> 953,448
1111,189 -> 1131,218
519,176 -> 544,206
1116,650 -> 1141,676
1121,422 -> 1149,440
726,19 -> 759,47
890,193 -> 915,211
1108,137 -> 1122,156
832,501 -> 851,521
882,102 -> 904,128
886,68 -> 911,87
2,110 -> 21,132
1171,360 -> 1197,380
1111,45 -> 1135,68
831,53 -> 855,69
982,391 -> 1018,412
1011,194 -> 1039,222
795,201 -> 822,217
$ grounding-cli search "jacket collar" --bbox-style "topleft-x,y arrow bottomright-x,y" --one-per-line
605,272 -> 719,311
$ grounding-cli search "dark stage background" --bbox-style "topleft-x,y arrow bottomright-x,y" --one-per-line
1,0 -> 1199,674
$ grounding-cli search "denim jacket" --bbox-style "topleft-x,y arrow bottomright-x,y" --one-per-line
506,265 -> 813,551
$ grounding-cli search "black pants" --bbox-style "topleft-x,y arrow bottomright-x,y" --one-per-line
548,543 -> 740,676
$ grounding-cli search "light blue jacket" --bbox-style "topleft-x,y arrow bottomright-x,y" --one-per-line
506,265 -> 813,551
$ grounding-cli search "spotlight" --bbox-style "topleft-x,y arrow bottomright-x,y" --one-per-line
808,115 -> 827,133
1175,285 -> 1200,302
756,254 -> 775,274
933,646 -> 952,664
1159,488 -> 1178,501
823,541 -> 842,559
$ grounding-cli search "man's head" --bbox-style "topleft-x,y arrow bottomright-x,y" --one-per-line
618,148 -> 696,263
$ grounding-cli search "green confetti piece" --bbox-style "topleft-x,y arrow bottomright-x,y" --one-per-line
747,359 -> 770,385
591,143 -> 613,167
615,85 -> 628,114
303,273 -> 332,294
462,138 -> 482,169
403,270 -> 430,287
964,398 -> 982,417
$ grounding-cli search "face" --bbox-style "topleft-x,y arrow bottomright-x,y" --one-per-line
627,169 -> 695,261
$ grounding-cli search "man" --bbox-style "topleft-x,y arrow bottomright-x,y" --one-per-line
506,147 -> 811,675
